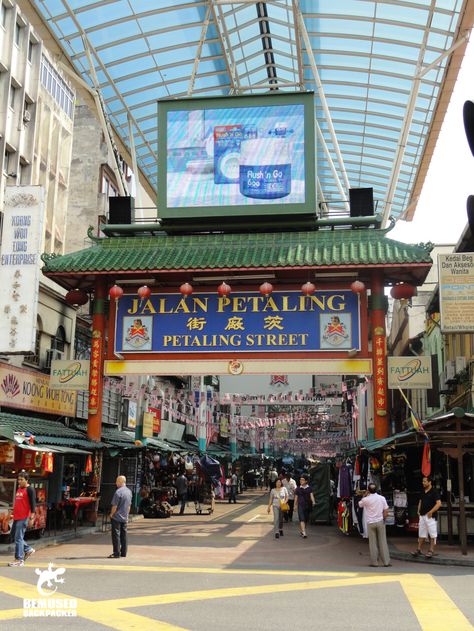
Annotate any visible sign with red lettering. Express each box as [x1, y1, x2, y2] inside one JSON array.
[[89, 330, 102, 415], [373, 334, 387, 415]]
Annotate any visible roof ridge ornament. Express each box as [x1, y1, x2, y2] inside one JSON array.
[[379, 216, 396, 234], [416, 241, 434, 253], [40, 252, 59, 263], [87, 225, 101, 243]]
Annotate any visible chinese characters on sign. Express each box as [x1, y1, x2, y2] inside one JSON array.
[[88, 330, 102, 415], [373, 333, 387, 416], [115, 291, 361, 354]]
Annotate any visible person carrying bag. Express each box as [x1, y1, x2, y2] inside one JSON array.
[[267, 479, 289, 539]]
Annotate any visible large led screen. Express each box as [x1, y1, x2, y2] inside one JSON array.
[[157, 92, 316, 220]]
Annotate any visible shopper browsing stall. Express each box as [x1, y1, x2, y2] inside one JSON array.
[[358, 483, 391, 567]]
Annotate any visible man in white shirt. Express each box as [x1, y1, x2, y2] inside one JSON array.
[[358, 483, 391, 567], [282, 472, 297, 522]]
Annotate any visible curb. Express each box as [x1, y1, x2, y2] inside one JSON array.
[[389, 546, 474, 568]]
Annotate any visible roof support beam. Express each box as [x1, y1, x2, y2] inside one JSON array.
[[316, 122, 348, 213], [209, 0, 241, 94], [294, 1, 351, 198], [383, 2, 470, 225], [187, 4, 212, 96]]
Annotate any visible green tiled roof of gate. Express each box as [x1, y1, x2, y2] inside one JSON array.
[[42, 230, 432, 274]]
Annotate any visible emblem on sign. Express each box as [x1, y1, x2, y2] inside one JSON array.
[[123, 316, 152, 350], [321, 314, 351, 348], [228, 360, 243, 375]]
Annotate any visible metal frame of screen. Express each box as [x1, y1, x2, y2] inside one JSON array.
[[157, 91, 316, 221]]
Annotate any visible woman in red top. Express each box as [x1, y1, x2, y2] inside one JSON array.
[[9, 472, 36, 567]]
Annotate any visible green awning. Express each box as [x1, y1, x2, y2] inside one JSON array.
[[42, 229, 432, 280], [0, 412, 104, 450]]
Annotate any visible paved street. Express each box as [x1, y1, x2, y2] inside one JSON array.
[[0, 490, 473, 631]]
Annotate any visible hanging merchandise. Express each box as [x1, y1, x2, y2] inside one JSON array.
[[85, 454, 93, 474], [421, 439, 431, 477], [42, 452, 54, 473]]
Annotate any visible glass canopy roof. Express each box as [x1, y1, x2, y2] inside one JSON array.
[[36, 0, 471, 222]]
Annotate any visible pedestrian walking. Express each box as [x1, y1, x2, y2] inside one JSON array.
[[411, 476, 442, 559], [282, 472, 297, 522], [8, 472, 36, 567], [175, 471, 188, 515], [294, 474, 315, 538], [358, 483, 391, 567], [267, 478, 289, 539], [109, 475, 132, 559], [228, 471, 238, 503], [269, 467, 278, 489]]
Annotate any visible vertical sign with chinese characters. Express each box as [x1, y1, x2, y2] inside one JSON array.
[[373, 333, 387, 416], [88, 330, 102, 414], [0, 187, 44, 353]]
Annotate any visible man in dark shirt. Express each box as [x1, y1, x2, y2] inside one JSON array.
[[175, 472, 188, 515], [411, 476, 441, 559]]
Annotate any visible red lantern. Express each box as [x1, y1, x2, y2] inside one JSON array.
[[217, 282, 231, 296], [65, 289, 88, 306], [137, 285, 151, 300], [301, 281, 316, 295], [390, 284, 416, 300], [180, 282, 193, 297], [259, 282, 273, 296], [109, 284, 124, 302], [350, 280, 366, 294]]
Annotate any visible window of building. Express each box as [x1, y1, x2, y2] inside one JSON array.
[[101, 172, 119, 197], [27, 39, 34, 62], [1, 3, 7, 29], [4, 149, 15, 177], [51, 325, 66, 353], [40, 55, 75, 119], [9, 84, 16, 109], [24, 317, 42, 366], [14, 21, 21, 46]]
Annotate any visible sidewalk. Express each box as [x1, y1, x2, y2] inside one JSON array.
[[388, 535, 474, 567], [0, 513, 143, 557]]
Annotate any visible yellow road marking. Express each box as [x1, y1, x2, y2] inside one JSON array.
[[0, 608, 24, 621], [28, 562, 361, 577], [0, 576, 187, 631], [0, 568, 472, 631], [401, 574, 474, 631], [104, 575, 398, 609]]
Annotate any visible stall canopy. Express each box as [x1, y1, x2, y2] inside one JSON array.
[[0, 412, 104, 451]]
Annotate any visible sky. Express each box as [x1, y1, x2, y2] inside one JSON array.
[[390, 35, 474, 246]]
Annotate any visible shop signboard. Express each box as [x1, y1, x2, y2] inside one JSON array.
[[126, 400, 137, 429], [115, 290, 361, 354], [148, 407, 161, 434], [0, 364, 76, 415], [50, 360, 90, 391], [142, 412, 154, 438], [387, 357, 432, 389], [438, 253, 474, 332], [0, 186, 44, 353]]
